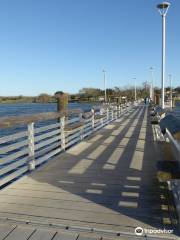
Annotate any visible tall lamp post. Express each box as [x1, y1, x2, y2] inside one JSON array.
[[150, 67, 154, 101], [103, 70, 107, 102], [157, 2, 171, 109], [133, 78, 137, 102], [168, 74, 173, 108]]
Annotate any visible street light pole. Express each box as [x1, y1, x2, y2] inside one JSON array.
[[168, 74, 173, 108], [103, 70, 107, 102], [157, 2, 170, 109], [150, 67, 154, 101], [133, 78, 136, 102]]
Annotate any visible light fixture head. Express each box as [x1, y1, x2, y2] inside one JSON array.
[[157, 2, 170, 9], [157, 2, 171, 15]]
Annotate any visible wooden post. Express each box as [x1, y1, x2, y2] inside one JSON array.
[[155, 94, 160, 105], [57, 93, 68, 112], [27, 122, 35, 171], [60, 116, 65, 150]]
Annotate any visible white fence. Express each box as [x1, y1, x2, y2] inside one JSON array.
[[0, 103, 131, 188]]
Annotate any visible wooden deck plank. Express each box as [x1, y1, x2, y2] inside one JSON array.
[[0, 224, 16, 240], [28, 228, 56, 240], [53, 232, 78, 240], [77, 235, 98, 240], [4, 226, 35, 240], [0, 194, 163, 214], [0, 203, 161, 227]]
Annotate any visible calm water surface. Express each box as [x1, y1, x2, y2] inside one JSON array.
[[0, 102, 94, 118]]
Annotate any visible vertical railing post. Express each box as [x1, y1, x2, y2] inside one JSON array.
[[60, 116, 65, 150], [79, 112, 83, 122], [117, 105, 119, 118], [106, 108, 109, 124], [99, 107, 103, 128], [80, 125, 84, 140], [118, 105, 121, 117], [27, 122, 35, 171], [79, 112, 84, 140], [110, 108, 112, 121], [115, 105, 118, 119], [91, 109, 95, 130]]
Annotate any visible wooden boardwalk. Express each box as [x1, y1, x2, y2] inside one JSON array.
[[0, 106, 178, 239]]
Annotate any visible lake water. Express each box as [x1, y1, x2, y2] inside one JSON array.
[[0, 102, 94, 118], [170, 101, 180, 119]]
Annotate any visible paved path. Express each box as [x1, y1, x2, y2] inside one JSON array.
[[0, 106, 178, 239]]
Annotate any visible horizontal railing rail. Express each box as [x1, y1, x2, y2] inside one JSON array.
[[0, 103, 133, 188], [165, 129, 180, 164]]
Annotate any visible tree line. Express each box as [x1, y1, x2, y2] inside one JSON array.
[[0, 85, 179, 104]]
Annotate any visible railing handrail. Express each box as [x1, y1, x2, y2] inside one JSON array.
[[0, 108, 84, 129], [0, 104, 128, 129]]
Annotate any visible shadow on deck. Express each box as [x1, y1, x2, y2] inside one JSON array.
[[0, 106, 178, 238]]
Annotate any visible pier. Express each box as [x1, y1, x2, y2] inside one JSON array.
[[0, 104, 179, 239]]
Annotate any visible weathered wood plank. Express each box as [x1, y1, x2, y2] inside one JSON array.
[[66, 132, 81, 142], [28, 228, 56, 240], [0, 112, 63, 129], [35, 135, 60, 150], [35, 148, 62, 166], [0, 109, 83, 129], [35, 129, 60, 142], [78, 235, 98, 240], [0, 148, 28, 165], [4, 226, 35, 240], [65, 137, 81, 148], [35, 123, 60, 134], [0, 157, 27, 176], [0, 166, 28, 187], [65, 123, 84, 132], [67, 117, 80, 125], [53, 232, 78, 240], [0, 224, 16, 240], [0, 202, 161, 227], [35, 142, 60, 158], [0, 140, 28, 154], [0, 131, 27, 144]]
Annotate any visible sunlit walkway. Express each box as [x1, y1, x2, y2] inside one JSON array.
[[0, 105, 178, 239]]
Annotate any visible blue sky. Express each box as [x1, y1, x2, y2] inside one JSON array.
[[0, 0, 179, 96]]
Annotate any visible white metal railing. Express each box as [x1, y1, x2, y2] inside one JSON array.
[[0, 103, 132, 188]]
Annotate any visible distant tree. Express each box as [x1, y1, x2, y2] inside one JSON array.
[[54, 91, 64, 96], [78, 88, 103, 101], [36, 93, 51, 103], [174, 87, 180, 93]]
